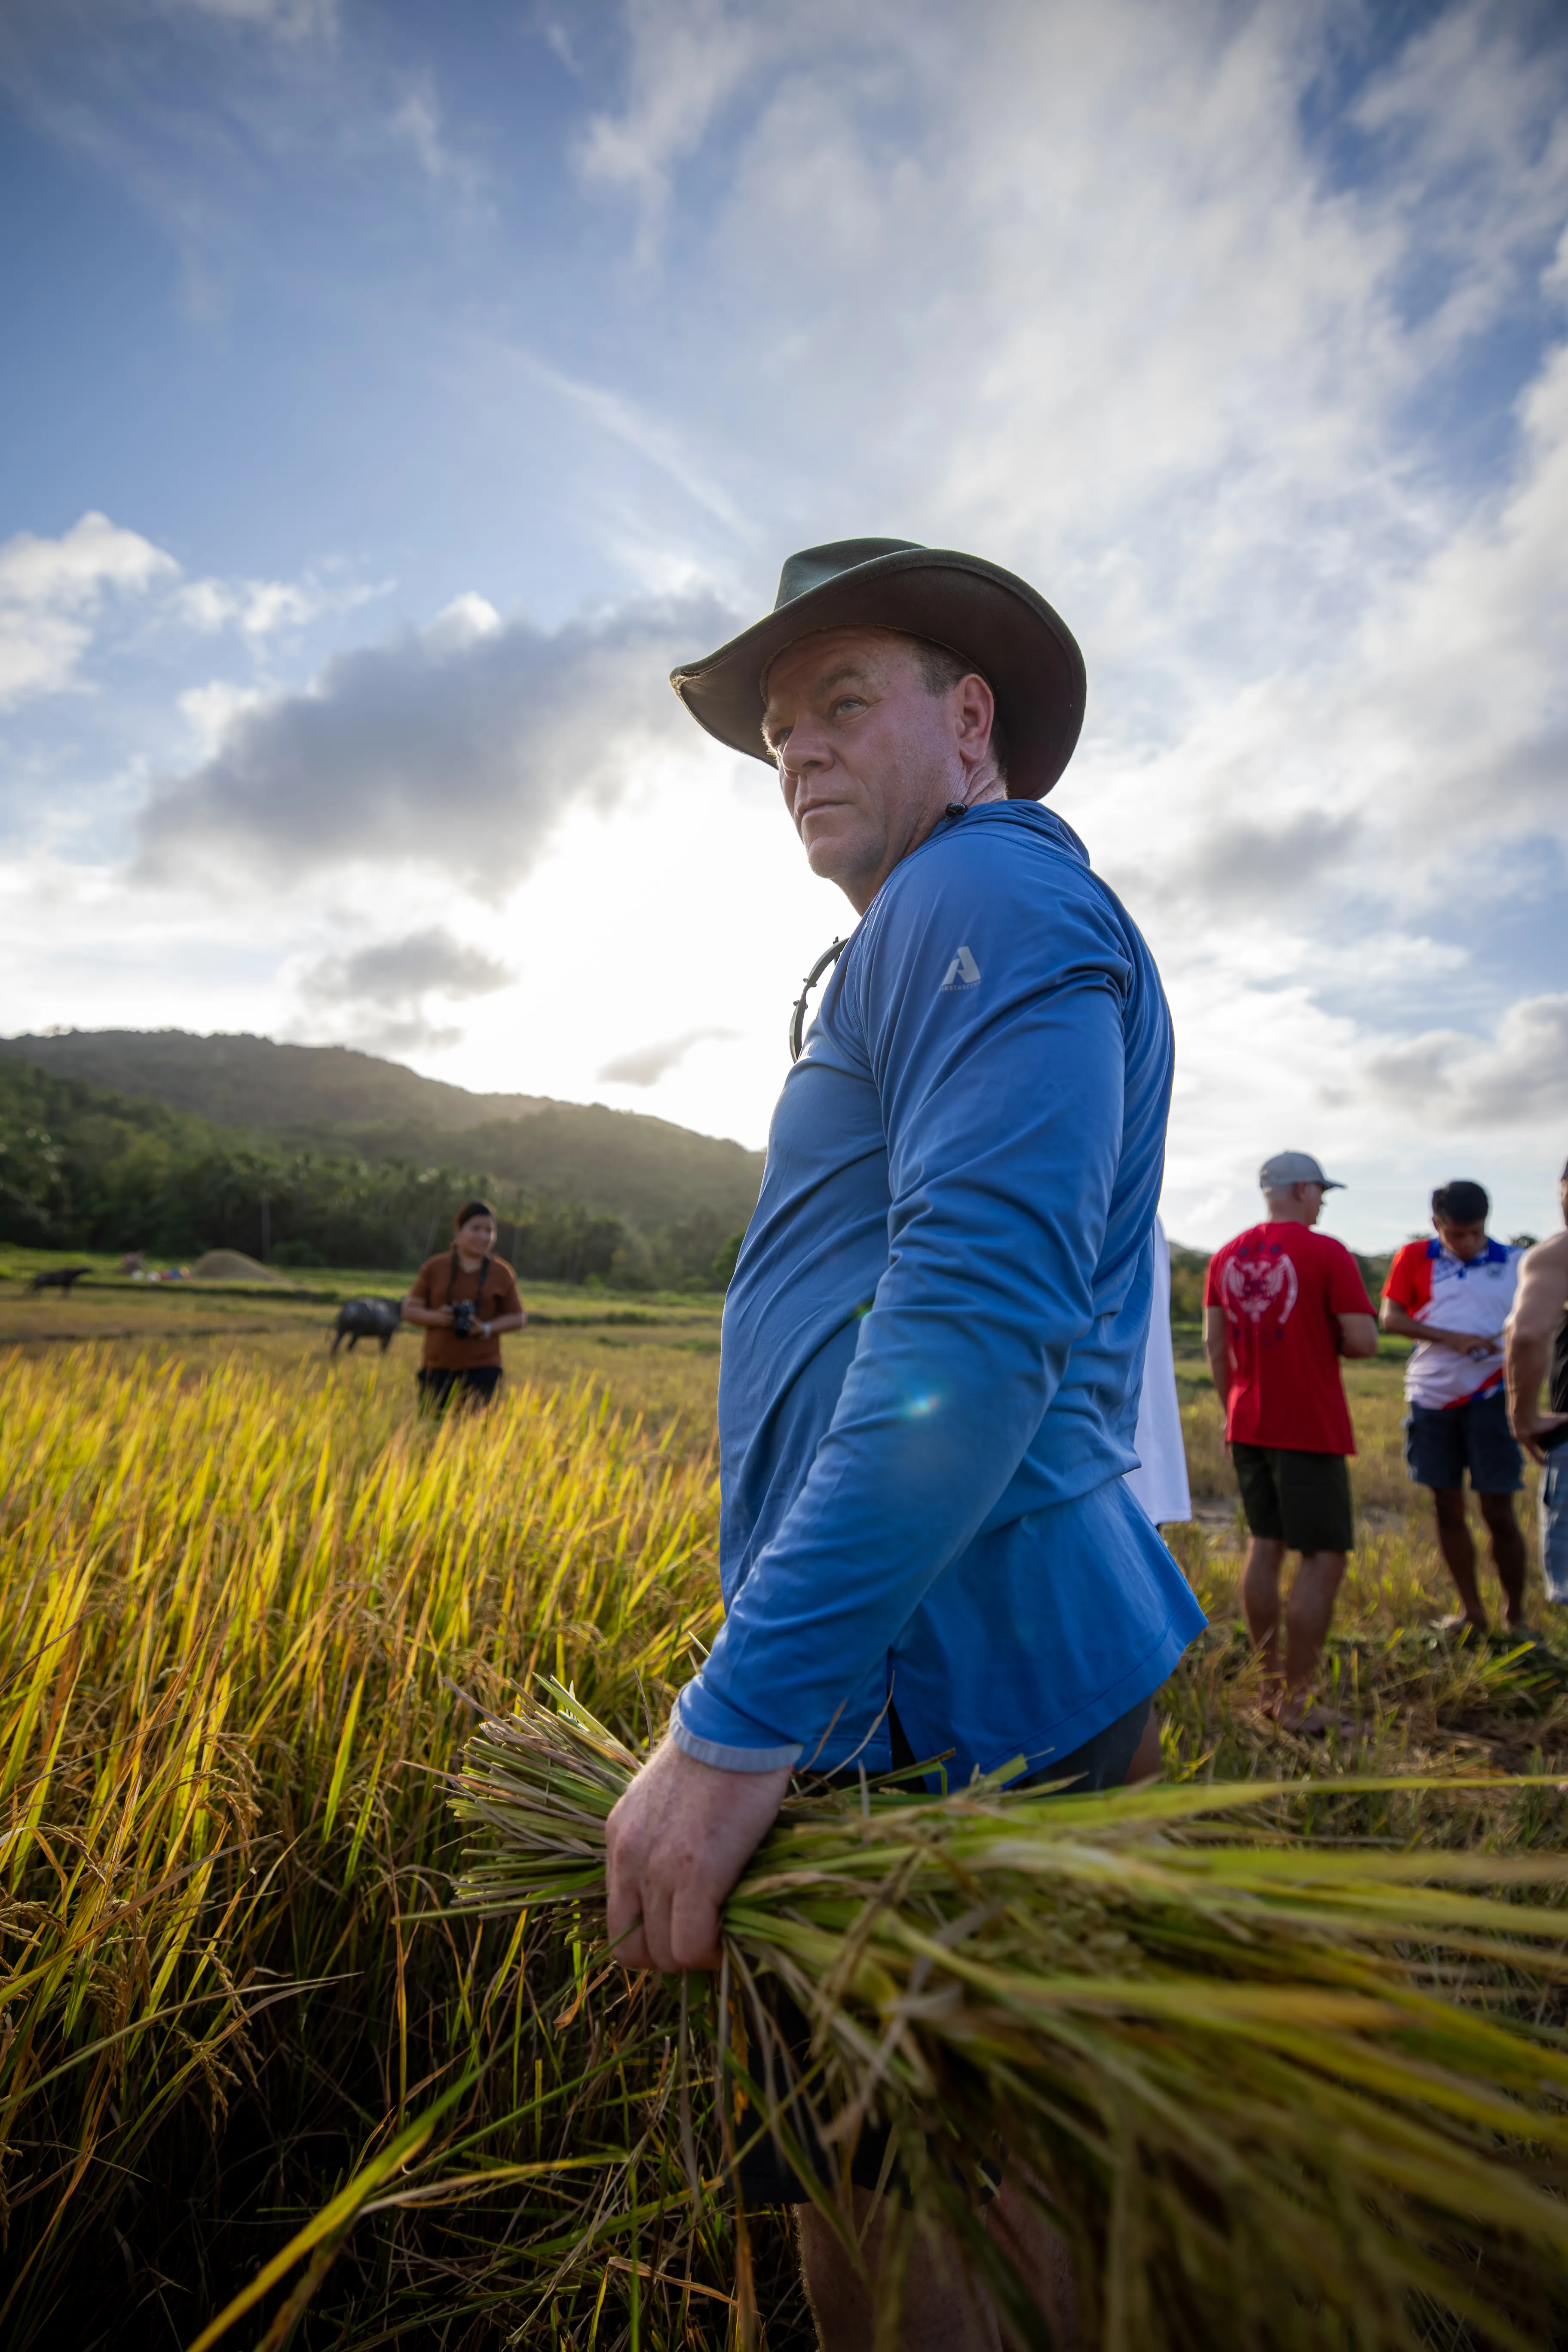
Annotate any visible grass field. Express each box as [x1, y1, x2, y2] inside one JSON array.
[[0, 1256, 725, 1432], [1, 1299, 1564, 2348]]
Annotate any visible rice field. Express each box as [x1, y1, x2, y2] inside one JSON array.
[[1, 1323, 1565, 2348]]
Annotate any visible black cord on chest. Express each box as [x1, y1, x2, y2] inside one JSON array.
[[789, 937, 847, 1065]]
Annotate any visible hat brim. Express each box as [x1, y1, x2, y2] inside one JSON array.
[[669, 547, 1086, 800]]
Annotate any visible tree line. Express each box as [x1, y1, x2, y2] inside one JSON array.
[[0, 1057, 744, 1290]]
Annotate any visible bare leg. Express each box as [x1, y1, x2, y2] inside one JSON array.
[[798, 2179, 1081, 2352], [1477, 1492, 1528, 1628], [1241, 1537, 1288, 1691], [798, 2194, 999, 2352], [1432, 1487, 1485, 1630], [986, 2172, 1080, 2352], [1124, 1709, 1162, 1784], [1271, 1551, 1350, 1731]]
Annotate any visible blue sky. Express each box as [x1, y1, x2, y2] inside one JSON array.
[[2, 0, 1566, 1249]]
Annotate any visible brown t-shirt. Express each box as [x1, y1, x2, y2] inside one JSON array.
[[409, 1251, 523, 1371]]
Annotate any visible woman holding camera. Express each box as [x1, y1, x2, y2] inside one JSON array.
[[401, 1199, 527, 1412]]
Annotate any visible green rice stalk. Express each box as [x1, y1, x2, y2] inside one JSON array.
[[454, 1685, 1568, 2352]]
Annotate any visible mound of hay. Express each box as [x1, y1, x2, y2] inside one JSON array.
[[190, 1250, 286, 1283]]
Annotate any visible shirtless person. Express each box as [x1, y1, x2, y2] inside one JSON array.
[[1504, 1160, 1568, 1608]]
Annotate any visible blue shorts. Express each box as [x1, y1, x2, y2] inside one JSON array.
[[1404, 1390, 1522, 1494]]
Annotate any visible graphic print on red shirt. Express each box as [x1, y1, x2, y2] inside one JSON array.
[[1204, 1223, 1375, 1454]]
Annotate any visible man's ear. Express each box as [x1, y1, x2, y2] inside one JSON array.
[[953, 673, 997, 763]]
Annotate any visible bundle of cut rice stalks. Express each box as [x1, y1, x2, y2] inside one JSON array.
[[453, 1687, 1568, 2351]]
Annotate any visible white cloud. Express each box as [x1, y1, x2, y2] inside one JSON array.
[[1350, 2, 1568, 356], [0, 512, 173, 609], [175, 577, 317, 635], [0, 512, 177, 708], [134, 588, 737, 893], [157, 0, 338, 36], [300, 925, 514, 1009], [178, 679, 269, 753], [577, 0, 768, 259], [294, 922, 514, 1054], [598, 1026, 739, 1087], [390, 81, 449, 179], [582, 0, 1568, 742], [509, 350, 751, 539], [1071, 297, 1568, 1009], [425, 592, 501, 649], [388, 75, 486, 208], [1359, 994, 1568, 1129], [174, 568, 386, 639], [0, 510, 386, 727]]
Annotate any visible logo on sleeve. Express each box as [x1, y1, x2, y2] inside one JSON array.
[[940, 945, 981, 991]]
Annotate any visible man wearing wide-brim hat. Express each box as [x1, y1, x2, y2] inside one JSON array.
[[606, 539, 1206, 2343]]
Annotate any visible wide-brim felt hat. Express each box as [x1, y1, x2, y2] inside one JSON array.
[[670, 537, 1086, 799]]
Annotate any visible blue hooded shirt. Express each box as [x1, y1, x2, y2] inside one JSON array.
[[671, 799, 1205, 1783]]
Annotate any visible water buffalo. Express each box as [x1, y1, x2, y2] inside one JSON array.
[[331, 1297, 404, 1354], [29, 1265, 92, 1293]]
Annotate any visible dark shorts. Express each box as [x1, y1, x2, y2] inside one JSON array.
[[733, 1696, 1152, 2207], [1231, 1443, 1354, 1554], [416, 1366, 502, 1412], [1404, 1390, 1522, 1494]]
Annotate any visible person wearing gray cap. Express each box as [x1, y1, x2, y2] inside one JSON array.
[[1203, 1153, 1378, 1732]]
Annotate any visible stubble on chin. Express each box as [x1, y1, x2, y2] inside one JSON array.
[[803, 824, 876, 898]]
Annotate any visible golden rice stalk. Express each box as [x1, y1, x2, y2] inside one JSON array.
[[455, 1687, 1568, 2352], [0, 1351, 723, 2350]]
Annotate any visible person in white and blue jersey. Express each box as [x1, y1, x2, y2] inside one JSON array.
[[1380, 1179, 1529, 1635]]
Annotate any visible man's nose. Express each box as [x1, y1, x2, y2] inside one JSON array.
[[781, 723, 830, 787]]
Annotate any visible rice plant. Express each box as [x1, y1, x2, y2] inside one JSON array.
[[2, 1331, 1566, 2349], [454, 1689, 1568, 2352], [0, 1345, 726, 2349]]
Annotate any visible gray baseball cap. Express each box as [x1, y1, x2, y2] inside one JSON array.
[[1259, 1150, 1345, 1191]]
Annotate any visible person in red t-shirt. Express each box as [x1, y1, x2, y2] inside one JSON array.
[[1204, 1152, 1378, 1732]]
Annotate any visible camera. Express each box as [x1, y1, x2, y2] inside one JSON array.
[[450, 1297, 479, 1339]]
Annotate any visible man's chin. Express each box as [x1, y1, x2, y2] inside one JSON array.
[[802, 828, 867, 888]]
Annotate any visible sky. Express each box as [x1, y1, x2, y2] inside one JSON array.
[[1, 0, 1566, 1251]]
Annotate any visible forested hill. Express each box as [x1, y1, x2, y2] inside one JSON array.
[[0, 1029, 548, 1133], [0, 1031, 765, 1235]]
